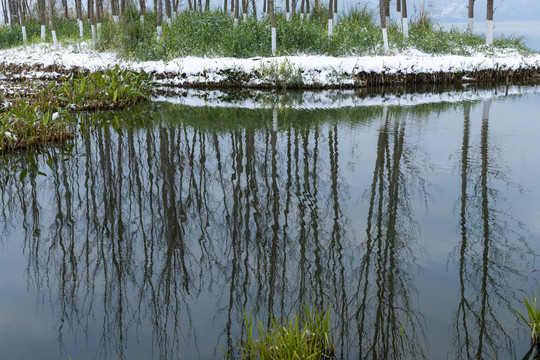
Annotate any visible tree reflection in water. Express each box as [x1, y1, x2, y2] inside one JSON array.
[[450, 100, 532, 360], [0, 100, 535, 360]]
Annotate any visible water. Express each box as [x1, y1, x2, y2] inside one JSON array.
[[1, 85, 540, 360]]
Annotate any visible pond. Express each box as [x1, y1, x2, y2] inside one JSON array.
[[1, 84, 540, 359]]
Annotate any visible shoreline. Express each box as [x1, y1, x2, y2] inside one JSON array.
[[1, 43, 540, 89]]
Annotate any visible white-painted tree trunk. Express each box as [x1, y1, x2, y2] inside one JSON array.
[[113, 15, 119, 22], [468, 17, 474, 32], [307, 13, 310, 20], [328, 19, 333, 36], [385, 16, 390, 27], [97, 23, 101, 39], [271, 26, 276, 55], [396, 11, 402, 29], [91, 25, 96, 45], [41, 24, 46, 41], [173, 11, 177, 18], [234, 18, 238, 26], [300, 13, 304, 20], [52, 30, 59, 49], [486, 20, 494, 45], [286, 12, 290, 21], [22, 26, 27, 42], [382, 28, 389, 51], [140, 15, 144, 24], [334, 12, 337, 26], [243, 13, 247, 20], [167, 17, 171, 26], [402, 18, 408, 38], [157, 25, 163, 41], [78, 20, 84, 38], [273, 109, 278, 132]]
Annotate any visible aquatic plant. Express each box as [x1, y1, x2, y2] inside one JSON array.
[[0, 101, 73, 152], [58, 66, 153, 110], [227, 306, 335, 360], [517, 289, 540, 348]]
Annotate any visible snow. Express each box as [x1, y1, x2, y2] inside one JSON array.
[[0, 42, 539, 88]]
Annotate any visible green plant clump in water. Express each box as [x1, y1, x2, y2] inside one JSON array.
[[0, 101, 73, 153], [228, 306, 335, 360], [57, 66, 153, 110], [517, 289, 540, 349]]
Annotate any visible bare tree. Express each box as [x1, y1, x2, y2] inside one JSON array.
[[89, 0, 96, 45], [96, 0, 101, 38], [486, 0, 494, 45], [333, 0, 337, 25], [234, 0, 238, 25], [140, 0, 146, 23], [269, 0, 275, 55], [327, 0, 333, 35], [165, 0, 171, 25], [19, 0, 26, 42], [402, 0, 408, 37], [396, 0, 401, 29], [75, 0, 83, 38], [38, 0, 46, 40], [380, 0, 389, 51], [285, 0, 290, 20], [157, 0, 163, 40], [468, 0, 475, 31], [49, 0, 58, 48], [384, 0, 390, 26]]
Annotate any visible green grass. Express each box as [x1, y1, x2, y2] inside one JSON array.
[[1, 7, 534, 59], [227, 306, 335, 360]]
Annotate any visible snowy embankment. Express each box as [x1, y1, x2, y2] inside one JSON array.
[[1, 42, 540, 88]]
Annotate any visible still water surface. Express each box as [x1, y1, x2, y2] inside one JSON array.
[[1, 86, 540, 359]]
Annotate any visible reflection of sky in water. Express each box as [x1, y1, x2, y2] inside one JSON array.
[[1, 90, 540, 360]]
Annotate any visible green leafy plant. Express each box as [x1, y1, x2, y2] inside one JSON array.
[[227, 306, 335, 360], [517, 289, 540, 348], [1, 101, 73, 152]]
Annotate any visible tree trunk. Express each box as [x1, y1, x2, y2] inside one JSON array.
[[333, 0, 337, 24], [380, 0, 389, 51], [205, 0, 209, 11], [401, 0, 408, 37], [234, 0, 238, 25], [62, 0, 68, 18], [468, 0, 475, 31], [88, 0, 95, 44], [396, 0, 401, 29], [285, 0, 289, 20], [327, 0, 332, 35], [269, 0, 275, 55], [486, 0, 493, 45], [1, 0, 8, 25], [300, 0, 304, 19], [49, 0, 58, 48], [165, 0, 171, 25], [242, 0, 247, 19], [96, 0, 101, 38], [19, 0, 26, 42], [251, 0, 256, 20], [384, 0, 390, 26], [157, 0, 163, 40], [121, 0, 125, 16], [262, 0, 265, 14], [38, 0, 46, 40], [139, 0, 145, 22]]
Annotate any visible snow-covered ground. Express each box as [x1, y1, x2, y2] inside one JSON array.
[[1, 42, 539, 88]]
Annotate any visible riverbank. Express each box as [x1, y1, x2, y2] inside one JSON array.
[[1, 42, 540, 89]]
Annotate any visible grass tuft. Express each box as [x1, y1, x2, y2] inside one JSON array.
[[517, 289, 540, 348], [227, 306, 335, 360]]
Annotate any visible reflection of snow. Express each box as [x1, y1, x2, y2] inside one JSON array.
[[153, 85, 540, 109]]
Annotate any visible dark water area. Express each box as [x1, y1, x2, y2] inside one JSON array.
[[1, 86, 540, 360]]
